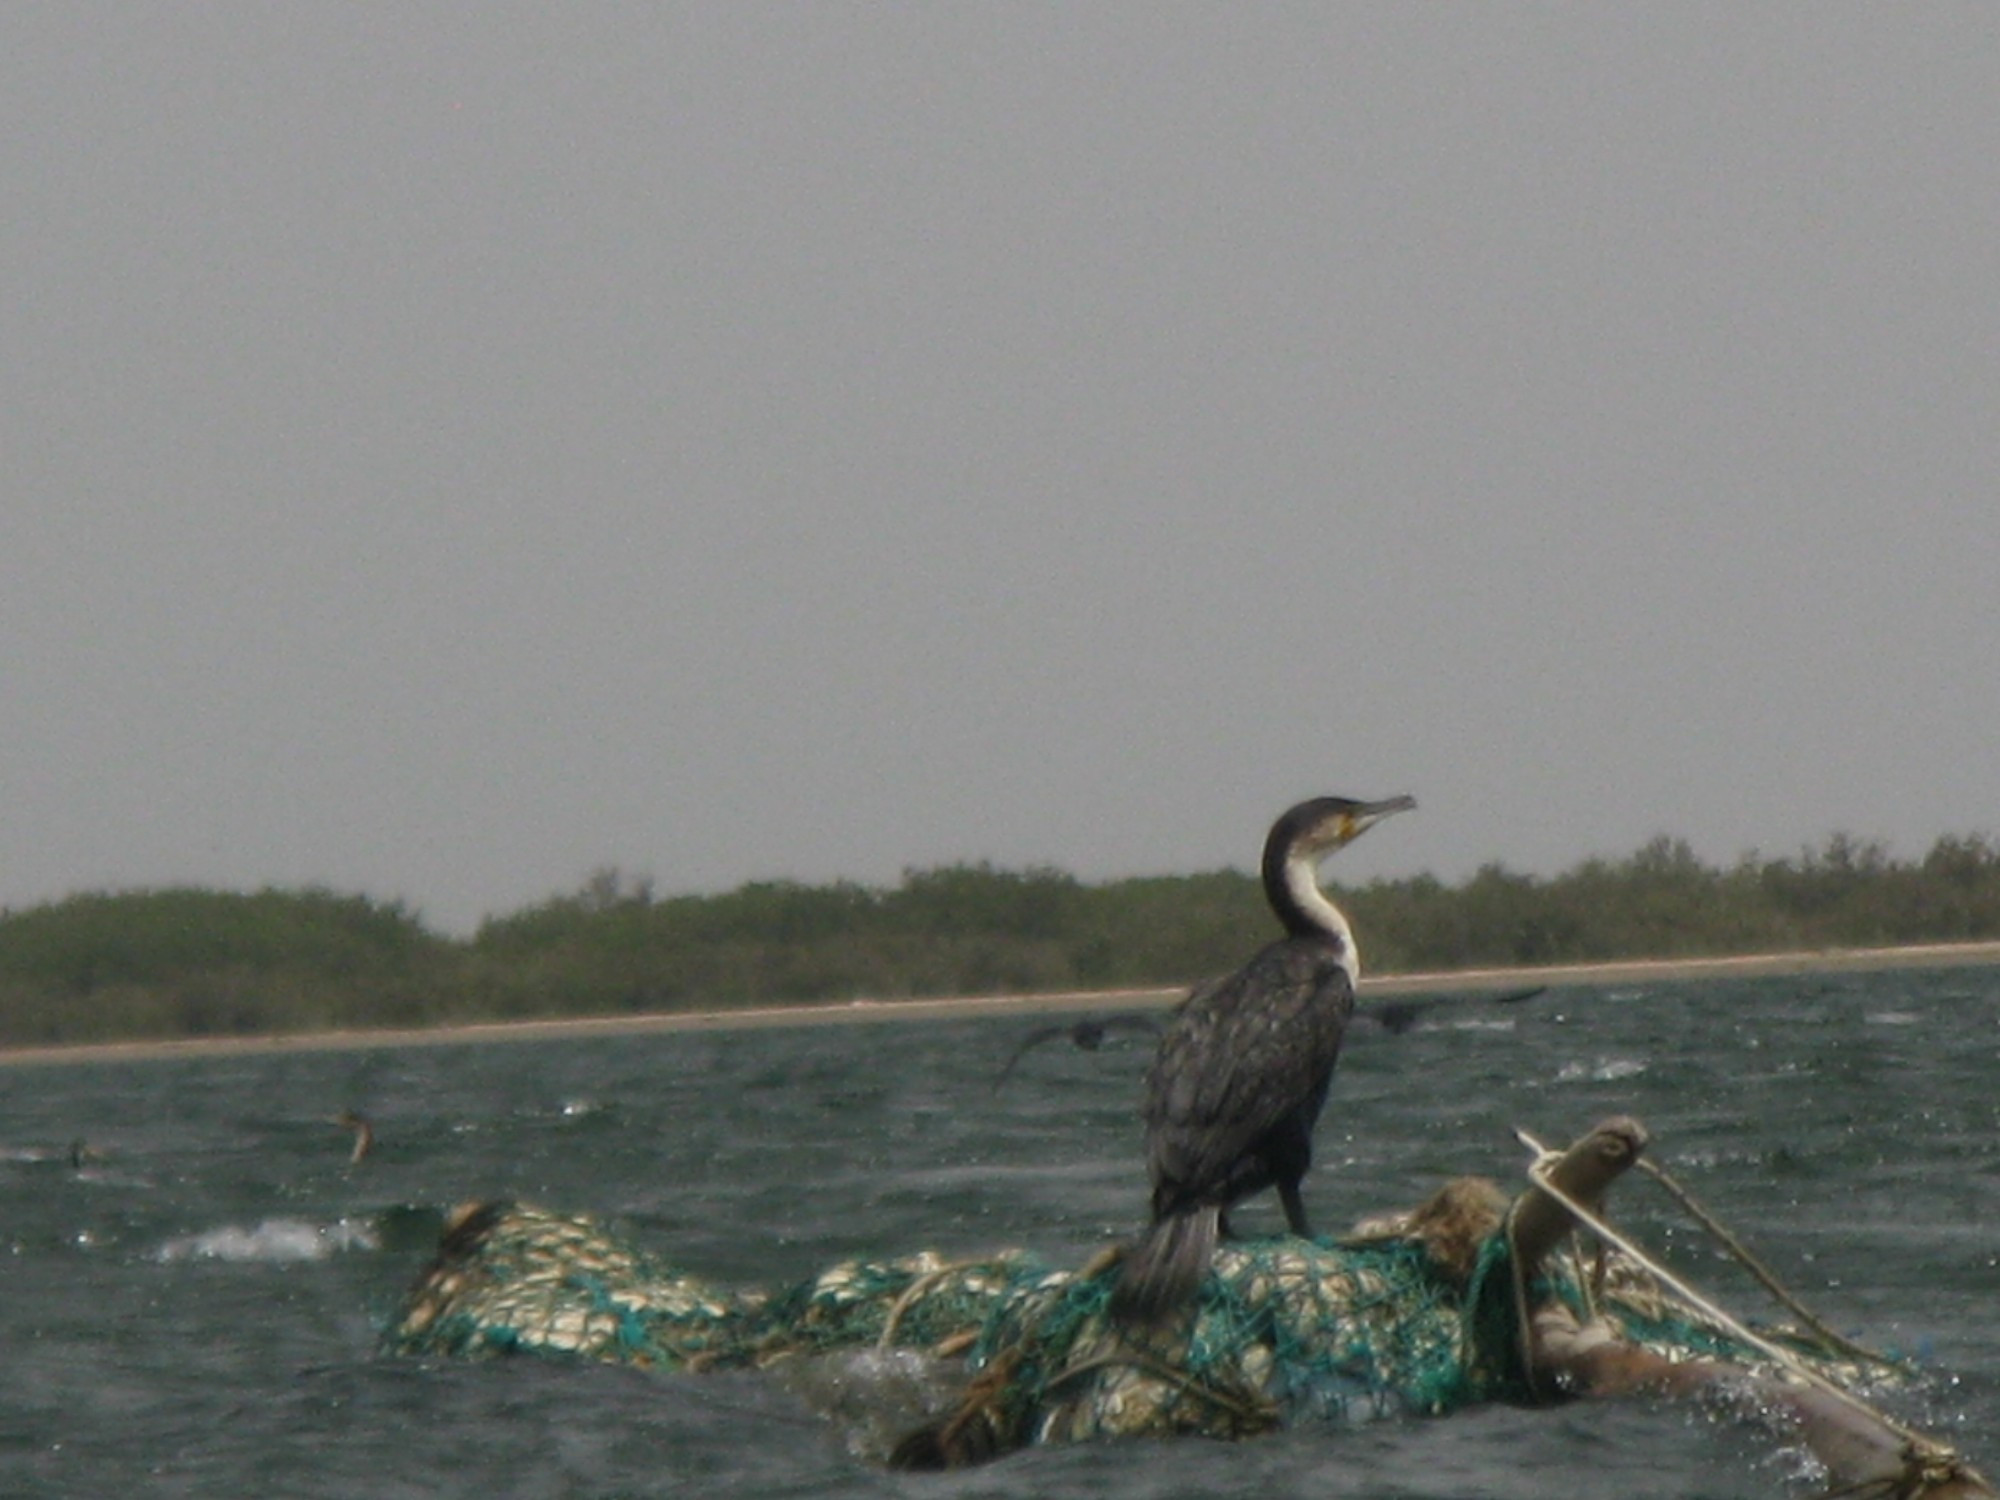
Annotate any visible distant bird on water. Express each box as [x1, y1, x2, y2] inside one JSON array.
[[1111, 793, 1416, 1325], [991, 1015, 1162, 1090]]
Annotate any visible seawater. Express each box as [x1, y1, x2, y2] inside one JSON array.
[[2, 967, 1996, 1498]]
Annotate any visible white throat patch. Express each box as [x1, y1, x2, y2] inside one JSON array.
[[1284, 854, 1359, 981]]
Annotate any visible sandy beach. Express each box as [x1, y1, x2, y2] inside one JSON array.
[[4, 938, 1998, 1070]]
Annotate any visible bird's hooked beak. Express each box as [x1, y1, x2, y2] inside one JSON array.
[[1335, 794, 1417, 847]]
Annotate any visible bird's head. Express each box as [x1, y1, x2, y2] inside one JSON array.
[[1270, 794, 1418, 866], [1260, 793, 1417, 945]]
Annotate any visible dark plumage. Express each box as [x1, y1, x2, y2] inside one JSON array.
[[1111, 793, 1415, 1324]]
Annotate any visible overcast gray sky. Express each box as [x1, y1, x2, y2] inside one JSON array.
[[3, 6, 1995, 933]]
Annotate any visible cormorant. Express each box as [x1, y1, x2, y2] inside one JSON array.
[[992, 1014, 1163, 1090], [1111, 793, 1416, 1324]]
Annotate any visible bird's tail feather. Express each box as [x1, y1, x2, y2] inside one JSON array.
[[1109, 1205, 1219, 1326]]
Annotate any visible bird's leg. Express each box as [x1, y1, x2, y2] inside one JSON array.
[[1277, 1179, 1312, 1238]]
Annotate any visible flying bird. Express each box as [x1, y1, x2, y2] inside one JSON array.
[[1363, 985, 1547, 1036], [991, 1014, 1163, 1090], [1111, 793, 1416, 1324]]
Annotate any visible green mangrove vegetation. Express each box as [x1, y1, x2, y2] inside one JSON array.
[[4, 832, 1999, 1048]]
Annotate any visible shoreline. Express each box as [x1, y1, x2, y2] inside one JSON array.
[[4, 938, 1998, 1070]]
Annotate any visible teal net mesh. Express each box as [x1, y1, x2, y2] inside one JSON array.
[[385, 1197, 1873, 1456], [387, 1202, 765, 1367], [388, 1202, 1046, 1373]]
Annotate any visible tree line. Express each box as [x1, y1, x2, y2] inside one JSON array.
[[3, 831, 1998, 1048]]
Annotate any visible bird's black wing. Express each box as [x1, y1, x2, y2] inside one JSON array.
[[993, 1013, 1162, 1088], [1142, 940, 1353, 1202], [992, 1024, 1075, 1090], [1361, 984, 1548, 1035]]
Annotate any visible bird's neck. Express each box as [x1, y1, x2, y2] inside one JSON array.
[[1272, 854, 1361, 982]]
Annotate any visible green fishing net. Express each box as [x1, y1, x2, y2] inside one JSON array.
[[387, 1194, 1856, 1456]]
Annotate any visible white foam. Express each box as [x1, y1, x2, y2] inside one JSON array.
[[154, 1216, 379, 1264], [1555, 1057, 1649, 1083]]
